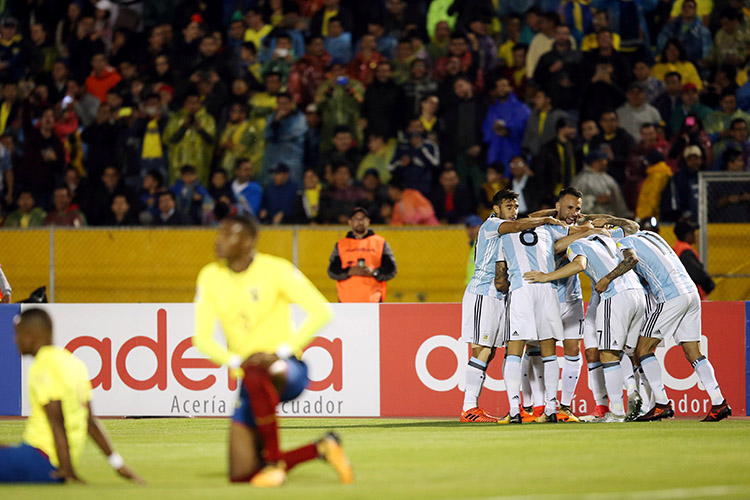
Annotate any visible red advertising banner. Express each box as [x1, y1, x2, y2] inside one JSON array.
[[379, 302, 747, 418]]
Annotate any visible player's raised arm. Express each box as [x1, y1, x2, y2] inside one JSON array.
[[527, 208, 558, 218], [523, 255, 588, 284], [44, 400, 82, 483], [583, 214, 640, 235], [594, 248, 639, 293], [498, 216, 565, 235], [281, 264, 334, 355], [553, 228, 609, 254], [86, 403, 145, 485]]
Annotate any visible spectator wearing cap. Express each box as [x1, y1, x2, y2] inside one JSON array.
[[590, 110, 635, 186], [288, 35, 331, 107], [262, 92, 307, 185], [571, 149, 630, 217], [482, 76, 530, 178], [464, 214, 483, 285], [431, 168, 475, 224], [651, 38, 702, 91], [327, 206, 397, 303], [259, 163, 298, 224], [616, 82, 662, 142], [319, 161, 367, 224], [315, 60, 364, 152], [713, 118, 750, 170], [532, 24, 584, 114], [291, 168, 323, 224], [85, 52, 121, 103], [705, 90, 750, 150], [522, 86, 570, 157], [362, 62, 406, 141], [673, 145, 703, 217], [657, 0, 712, 62], [672, 220, 714, 299], [668, 113, 713, 169], [635, 150, 673, 220], [387, 177, 439, 225], [536, 116, 579, 199], [358, 132, 397, 183], [163, 88, 216, 184], [389, 119, 439, 198], [709, 8, 750, 68], [0, 17, 24, 82], [668, 83, 711, 135]]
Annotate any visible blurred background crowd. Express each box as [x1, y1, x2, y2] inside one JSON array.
[[0, 0, 748, 229]]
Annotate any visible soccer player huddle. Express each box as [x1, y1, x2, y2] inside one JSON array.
[[461, 188, 731, 424]]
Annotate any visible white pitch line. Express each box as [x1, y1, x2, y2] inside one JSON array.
[[450, 485, 749, 500]]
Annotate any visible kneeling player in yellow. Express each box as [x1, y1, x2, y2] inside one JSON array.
[[192, 215, 353, 487], [0, 308, 144, 485]]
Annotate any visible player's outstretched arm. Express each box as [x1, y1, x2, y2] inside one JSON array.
[[527, 208, 557, 218], [594, 248, 638, 293], [553, 228, 609, 254], [44, 400, 83, 483], [86, 403, 145, 485], [498, 216, 565, 235], [583, 214, 640, 235], [523, 255, 587, 283]]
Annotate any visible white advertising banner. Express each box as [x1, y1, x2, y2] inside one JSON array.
[[20, 303, 380, 417]]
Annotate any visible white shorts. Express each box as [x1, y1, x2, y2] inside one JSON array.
[[583, 293, 599, 350], [560, 299, 584, 341], [461, 290, 505, 347], [640, 292, 701, 343], [504, 284, 563, 343], [596, 289, 646, 351]]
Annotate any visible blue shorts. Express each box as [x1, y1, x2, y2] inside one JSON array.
[[232, 357, 308, 428], [0, 443, 62, 483]]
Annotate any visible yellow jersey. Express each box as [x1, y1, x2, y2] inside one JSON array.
[[23, 346, 92, 468], [193, 253, 333, 368]]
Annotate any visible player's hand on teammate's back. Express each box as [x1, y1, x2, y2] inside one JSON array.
[[594, 277, 610, 294], [523, 271, 549, 283], [543, 217, 566, 227], [117, 465, 146, 485]]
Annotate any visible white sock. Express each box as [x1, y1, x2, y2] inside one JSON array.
[[588, 362, 607, 406], [640, 353, 668, 405], [463, 357, 487, 412], [620, 353, 637, 396], [529, 351, 545, 407], [692, 356, 724, 405], [542, 355, 559, 415], [603, 362, 625, 416], [521, 353, 533, 408], [561, 355, 580, 407], [637, 366, 653, 412], [503, 355, 522, 416]]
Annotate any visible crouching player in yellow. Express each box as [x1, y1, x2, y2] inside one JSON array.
[[0, 308, 144, 485], [192, 215, 353, 487]]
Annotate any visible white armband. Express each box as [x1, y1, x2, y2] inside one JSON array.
[[228, 354, 243, 370]]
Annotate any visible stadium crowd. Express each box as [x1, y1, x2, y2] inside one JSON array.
[[0, 0, 748, 228]]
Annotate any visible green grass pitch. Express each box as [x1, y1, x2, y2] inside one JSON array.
[[2, 418, 750, 499]]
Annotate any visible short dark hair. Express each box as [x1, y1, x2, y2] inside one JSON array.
[[492, 189, 519, 206], [18, 308, 53, 334], [558, 186, 583, 201], [333, 125, 352, 136], [730, 117, 747, 129], [542, 11, 559, 24], [157, 189, 175, 201], [224, 214, 259, 238], [664, 71, 682, 81], [241, 41, 257, 53], [180, 165, 196, 175], [723, 148, 743, 166], [145, 169, 163, 186], [234, 158, 251, 170]]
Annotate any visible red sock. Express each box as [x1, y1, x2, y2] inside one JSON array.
[[281, 443, 319, 472], [243, 365, 282, 462]]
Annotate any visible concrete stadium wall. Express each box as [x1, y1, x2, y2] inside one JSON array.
[[0, 225, 747, 304]]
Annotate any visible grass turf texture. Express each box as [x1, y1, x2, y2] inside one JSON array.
[[1, 418, 750, 499]]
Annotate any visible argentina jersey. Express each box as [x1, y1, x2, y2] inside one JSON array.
[[501, 224, 568, 292], [616, 231, 697, 302], [554, 252, 583, 303], [566, 235, 642, 300], [466, 215, 506, 298]]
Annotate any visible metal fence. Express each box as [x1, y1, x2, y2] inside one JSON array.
[[0, 226, 473, 304], [699, 172, 750, 301]]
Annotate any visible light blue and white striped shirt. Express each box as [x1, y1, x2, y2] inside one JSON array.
[[466, 215, 506, 298], [616, 231, 697, 303], [501, 224, 569, 292], [567, 235, 643, 300]]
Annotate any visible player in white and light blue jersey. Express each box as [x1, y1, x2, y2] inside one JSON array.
[[525, 233, 645, 422], [460, 190, 565, 423], [607, 230, 730, 422]]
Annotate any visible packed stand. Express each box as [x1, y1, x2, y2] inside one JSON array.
[[0, 0, 748, 229]]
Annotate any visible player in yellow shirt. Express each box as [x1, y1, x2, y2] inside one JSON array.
[[193, 215, 353, 487], [0, 308, 143, 484]]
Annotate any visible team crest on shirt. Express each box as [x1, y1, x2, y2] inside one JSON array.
[[482, 334, 489, 342]]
